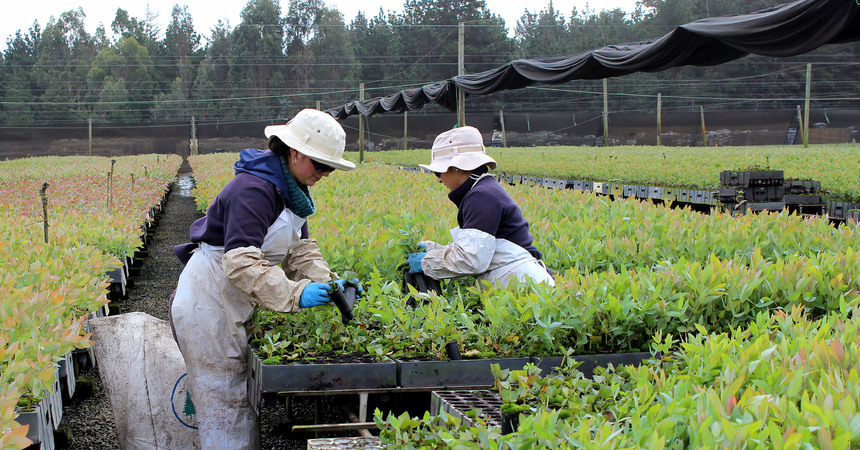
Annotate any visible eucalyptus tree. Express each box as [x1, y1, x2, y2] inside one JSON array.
[[515, 2, 572, 59], [232, 0, 286, 118], [33, 9, 98, 122], [284, 0, 324, 97], [306, 7, 356, 110], [392, 0, 512, 86], [1, 25, 41, 125], [87, 37, 156, 122], [195, 20, 234, 120], [164, 5, 201, 95], [349, 9, 400, 87]]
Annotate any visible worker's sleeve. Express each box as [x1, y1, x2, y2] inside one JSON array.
[[283, 238, 334, 283], [418, 240, 443, 252], [222, 246, 308, 313], [421, 228, 496, 279]]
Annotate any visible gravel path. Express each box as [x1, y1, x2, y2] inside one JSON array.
[[59, 170, 357, 449]]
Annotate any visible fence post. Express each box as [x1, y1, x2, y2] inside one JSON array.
[[499, 110, 507, 147], [603, 79, 609, 147], [803, 63, 812, 148], [359, 83, 365, 162], [403, 111, 408, 150], [700, 105, 707, 146], [656, 93, 662, 146], [88, 117, 93, 156], [457, 22, 466, 127], [190, 116, 198, 156]]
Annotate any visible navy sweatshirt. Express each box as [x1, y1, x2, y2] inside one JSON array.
[[174, 149, 308, 264], [448, 175, 542, 260]]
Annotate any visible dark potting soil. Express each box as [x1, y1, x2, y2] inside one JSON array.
[[262, 350, 387, 365], [58, 171, 362, 449]]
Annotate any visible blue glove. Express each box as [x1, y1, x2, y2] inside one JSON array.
[[333, 278, 364, 298], [299, 282, 332, 308], [406, 252, 426, 274]]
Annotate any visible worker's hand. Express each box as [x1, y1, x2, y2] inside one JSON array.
[[333, 278, 364, 299], [299, 282, 332, 308], [406, 252, 426, 274]]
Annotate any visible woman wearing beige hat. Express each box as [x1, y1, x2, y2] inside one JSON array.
[[407, 126, 554, 288], [170, 109, 355, 448]]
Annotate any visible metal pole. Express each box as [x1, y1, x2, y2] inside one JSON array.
[[803, 63, 812, 149], [499, 110, 507, 147], [316, 100, 321, 110], [656, 93, 662, 146], [700, 105, 707, 146], [603, 79, 609, 147], [359, 83, 365, 162], [457, 22, 466, 127], [403, 111, 408, 150]]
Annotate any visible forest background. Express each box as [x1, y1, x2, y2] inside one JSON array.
[[1, 0, 857, 129]]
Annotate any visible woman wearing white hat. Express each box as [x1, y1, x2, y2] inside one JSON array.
[[407, 126, 554, 288], [170, 109, 355, 448]]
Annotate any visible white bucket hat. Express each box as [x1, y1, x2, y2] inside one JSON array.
[[264, 109, 356, 171], [418, 126, 497, 173]]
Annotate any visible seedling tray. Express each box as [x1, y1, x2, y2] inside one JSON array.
[[17, 400, 54, 450], [396, 357, 531, 389], [531, 352, 653, 378], [247, 351, 397, 395]]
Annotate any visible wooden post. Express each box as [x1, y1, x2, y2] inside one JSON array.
[[803, 63, 812, 148], [88, 117, 93, 156], [656, 93, 662, 146], [797, 105, 804, 144], [602, 79, 609, 147], [700, 105, 707, 146], [403, 111, 408, 150], [359, 83, 365, 162], [457, 22, 466, 127], [316, 100, 321, 110], [499, 110, 507, 147], [190, 116, 198, 156]]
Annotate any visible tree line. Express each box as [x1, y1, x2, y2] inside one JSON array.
[[1, 0, 856, 127]]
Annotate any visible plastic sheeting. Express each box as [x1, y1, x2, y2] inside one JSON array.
[[90, 312, 200, 450], [326, 0, 860, 119]]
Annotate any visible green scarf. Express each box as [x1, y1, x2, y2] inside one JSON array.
[[279, 156, 315, 218]]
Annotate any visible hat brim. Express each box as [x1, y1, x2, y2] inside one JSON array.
[[265, 124, 356, 171], [419, 153, 496, 173]]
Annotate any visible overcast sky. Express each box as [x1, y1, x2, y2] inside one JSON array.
[[1, 0, 640, 44]]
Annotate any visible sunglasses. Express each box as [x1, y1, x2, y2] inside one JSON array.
[[311, 159, 336, 174]]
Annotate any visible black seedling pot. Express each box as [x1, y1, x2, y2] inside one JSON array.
[[445, 342, 462, 360], [330, 281, 359, 324], [402, 267, 442, 296]]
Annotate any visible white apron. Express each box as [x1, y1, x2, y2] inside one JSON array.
[[171, 209, 304, 449]]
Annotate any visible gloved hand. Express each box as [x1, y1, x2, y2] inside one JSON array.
[[406, 252, 426, 274], [333, 278, 364, 299], [299, 282, 332, 308]]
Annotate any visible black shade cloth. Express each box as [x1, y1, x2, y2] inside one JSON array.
[[326, 0, 860, 119]]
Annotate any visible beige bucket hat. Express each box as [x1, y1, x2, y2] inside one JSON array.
[[264, 109, 356, 171], [419, 126, 497, 173]]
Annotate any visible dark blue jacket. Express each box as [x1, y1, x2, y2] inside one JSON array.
[[174, 149, 308, 264]]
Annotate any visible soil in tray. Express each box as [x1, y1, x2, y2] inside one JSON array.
[[259, 350, 385, 365]]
